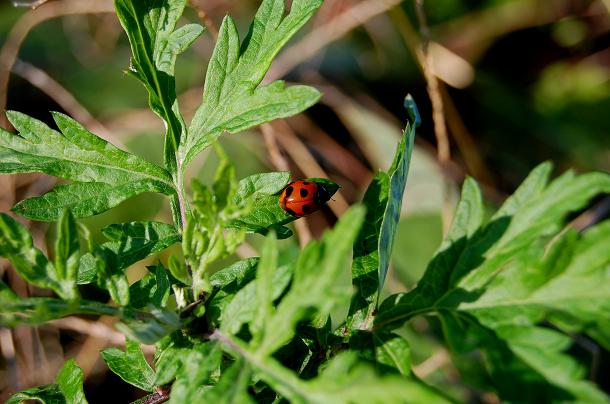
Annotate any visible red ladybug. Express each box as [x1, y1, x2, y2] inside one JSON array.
[[279, 180, 331, 217]]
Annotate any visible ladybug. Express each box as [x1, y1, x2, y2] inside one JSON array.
[[279, 180, 331, 217]]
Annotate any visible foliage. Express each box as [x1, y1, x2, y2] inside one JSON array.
[[1, 0, 610, 402]]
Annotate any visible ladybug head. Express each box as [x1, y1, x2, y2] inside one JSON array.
[[314, 184, 332, 206]]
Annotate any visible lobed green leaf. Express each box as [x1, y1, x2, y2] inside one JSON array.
[[101, 339, 156, 392], [129, 264, 171, 309], [0, 213, 75, 299], [254, 205, 366, 356], [375, 163, 610, 401], [182, 0, 322, 167], [167, 342, 222, 404], [78, 221, 180, 284], [0, 112, 174, 220], [114, 0, 203, 174]]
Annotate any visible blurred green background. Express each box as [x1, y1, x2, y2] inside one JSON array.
[[1, 0, 609, 402]]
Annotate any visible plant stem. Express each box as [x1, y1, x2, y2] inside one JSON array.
[[130, 386, 170, 404], [174, 164, 188, 230]]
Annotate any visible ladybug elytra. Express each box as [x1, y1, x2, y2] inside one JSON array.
[[279, 180, 331, 217]]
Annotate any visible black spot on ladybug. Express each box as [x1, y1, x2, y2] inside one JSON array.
[[285, 186, 293, 197], [302, 181, 311, 185], [300, 188, 309, 197], [286, 208, 297, 216], [302, 204, 312, 213]]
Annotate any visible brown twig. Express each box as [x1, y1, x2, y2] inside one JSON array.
[[0, 0, 115, 129], [413, 0, 455, 234], [131, 386, 171, 404], [415, 0, 449, 165]]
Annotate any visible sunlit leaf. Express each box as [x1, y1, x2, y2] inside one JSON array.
[[0, 112, 174, 220], [181, 0, 322, 167], [101, 339, 156, 392]]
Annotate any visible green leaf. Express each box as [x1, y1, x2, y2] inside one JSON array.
[[255, 205, 366, 356], [374, 177, 485, 329], [78, 221, 180, 284], [346, 173, 389, 331], [167, 342, 222, 404], [378, 95, 419, 291], [114, 0, 203, 173], [54, 209, 80, 300], [440, 313, 606, 402], [215, 334, 448, 404], [0, 213, 74, 299], [7, 385, 64, 404], [233, 172, 291, 203], [210, 257, 260, 289], [182, 0, 322, 167], [207, 258, 260, 327], [7, 359, 87, 404], [202, 358, 253, 403], [373, 332, 412, 376], [91, 245, 131, 306], [221, 262, 292, 335], [56, 359, 87, 404], [0, 283, 178, 344], [0, 111, 174, 220], [375, 164, 610, 401], [101, 339, 156, 392], [251, 232, 278, 342], [129, 264, 171, 309], [347, 96, 418, 332], [115, 306, 181, 344], [168, 254, 190, 285], [302, 352, 446, 404]]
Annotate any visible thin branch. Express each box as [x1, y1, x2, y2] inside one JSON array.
[[415, 0, 449, 165], [413, 0, 455, 234], [47, 317, 155, 353], [130, 387, 171, 404], [412, 347, 450, 379], [11, 58, 122, 147], [268, 0, 404, 80], [0, 0, 115, 129]]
